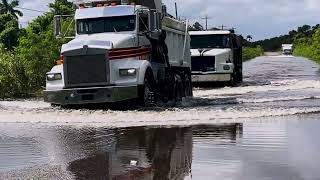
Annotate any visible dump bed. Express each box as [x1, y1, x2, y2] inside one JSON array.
[[163, 16, 191, 68]]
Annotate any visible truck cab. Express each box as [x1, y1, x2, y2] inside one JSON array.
[[44, 0, 192, 106], [282, 44, 293, 56], [189, 30, 242, 85]]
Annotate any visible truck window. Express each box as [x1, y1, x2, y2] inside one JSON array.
[[191, 35, 231, 49], [139, 13, 149, 32], [77, 15, 136, 34]]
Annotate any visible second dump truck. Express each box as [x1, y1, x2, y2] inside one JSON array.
[[44, 0, 192, 106], [190, 30, 243, 85]]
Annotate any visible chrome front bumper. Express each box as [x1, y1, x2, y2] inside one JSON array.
[[192, 73, 231, 82], [43, 86, 139, 105]]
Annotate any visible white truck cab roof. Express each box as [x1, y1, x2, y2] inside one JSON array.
[[189, 30, 232, 35], [75, 5, 139, 19]]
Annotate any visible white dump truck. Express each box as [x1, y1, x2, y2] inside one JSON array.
[[44, 0, 192, 106], [189, 30, 243, 85], [282, 44, 293, 55]]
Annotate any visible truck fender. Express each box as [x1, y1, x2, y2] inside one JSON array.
[[137, 61, 153, 85]]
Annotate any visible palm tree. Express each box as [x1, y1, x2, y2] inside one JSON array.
[[0, 0, 23, 18]]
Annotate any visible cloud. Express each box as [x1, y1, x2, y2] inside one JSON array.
[[163, 0, 320, 40], [18, 0, 320, 40]]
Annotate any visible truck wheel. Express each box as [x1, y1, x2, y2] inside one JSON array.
[[174, 74, 183, 102], [141, 72, 156, 107], [183, 73, 193, 97], [229, 72, 236, 86], [237, 68, 243, 82]]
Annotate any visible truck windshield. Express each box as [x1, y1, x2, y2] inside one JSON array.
[[77, 15, 136, 34], [191, 35, 230, 49]]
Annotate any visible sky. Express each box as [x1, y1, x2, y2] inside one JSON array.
[[18, 0, 320, 40]]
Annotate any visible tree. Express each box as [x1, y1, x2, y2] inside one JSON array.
[[0, 13, 19, 49], [17, 0, 75, 90], [188, 22, 204, 31], [0, 0, 23, 19], [193, 22, 204, 31], [49, 0, 74, 15]]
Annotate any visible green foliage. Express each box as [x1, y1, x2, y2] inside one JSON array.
[[251, 24, 320, 52], [0, 0, 75, 98], [17, 23, 64, 90], [0, 0, 23, 18], [0, 45, 29, 98], [16, 0, 74, 91], [0, 13, 19, 50], [294, 28, 320, 63], [49, 0, 74, 15], [243, 46, 264, 61]]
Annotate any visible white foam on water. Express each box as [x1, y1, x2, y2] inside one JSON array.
[[1, 106, 320, 128], [239, 95, 320, 103], [0, 100, 50, 110], [194, 79, 320, 98]]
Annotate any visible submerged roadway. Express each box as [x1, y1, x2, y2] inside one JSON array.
[[1, 55, 320, 179]]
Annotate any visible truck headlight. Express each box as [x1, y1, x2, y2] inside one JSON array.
[[119, 69, 137, 76], [46, 73, 62, 81]]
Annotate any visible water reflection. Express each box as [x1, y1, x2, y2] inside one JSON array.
[[65, 124, 243, 180], [3, 119, 320, 180], [66, 127, 194, 180]]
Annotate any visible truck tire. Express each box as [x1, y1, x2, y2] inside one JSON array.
[[237, 68, 243, 82], [140, 71, 156, 107], [229, 72, 236, 86], [174, 74, 183, 102], [183, 73, 193, 97]]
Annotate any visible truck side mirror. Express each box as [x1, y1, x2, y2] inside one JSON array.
[[54, 15, 62, 38], [53, 15, 75, 39], [149, 10, 158, 32]]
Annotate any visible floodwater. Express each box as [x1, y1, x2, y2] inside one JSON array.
[[1, 56, 320, 179]]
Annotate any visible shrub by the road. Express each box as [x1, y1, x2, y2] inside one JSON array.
[[243, 46, 264, 61], [294, 28, 320, 63], [0, 46, 29, 98], [0, 0, 74, 98]]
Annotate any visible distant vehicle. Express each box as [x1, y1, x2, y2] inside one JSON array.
[[189, 30, 243, 85], [43, 0, 192, 106], [282, 44, 293, 55]]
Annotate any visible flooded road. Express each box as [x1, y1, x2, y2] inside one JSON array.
[[1, 56, 320, 179]]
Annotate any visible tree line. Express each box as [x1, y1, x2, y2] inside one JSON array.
[[249, 24, 320, 52], [246, 24, 320, 62], [292, 25, 320, 62]]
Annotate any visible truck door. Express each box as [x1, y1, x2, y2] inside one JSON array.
[[232, 35, 242, 66], [138, 11, 150, 47]]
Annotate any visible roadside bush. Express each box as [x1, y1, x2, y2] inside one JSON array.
[[17, 21, 62, 91], [0, 0, 75, 98], [0, 45, 29, 98], [294, 28, 320, 63], [242, 46, 264, 61]]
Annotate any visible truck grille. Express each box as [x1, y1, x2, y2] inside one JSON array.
[[65, 55, 108, 87], [191, 56, 215, 72]]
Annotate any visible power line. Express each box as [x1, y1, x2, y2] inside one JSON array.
[[16, 7, 47, 13]]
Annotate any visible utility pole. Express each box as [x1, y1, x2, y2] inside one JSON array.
[[218, 24, 227, 30], [201, 15, 211, 30], [175, 2, 178, 19]]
